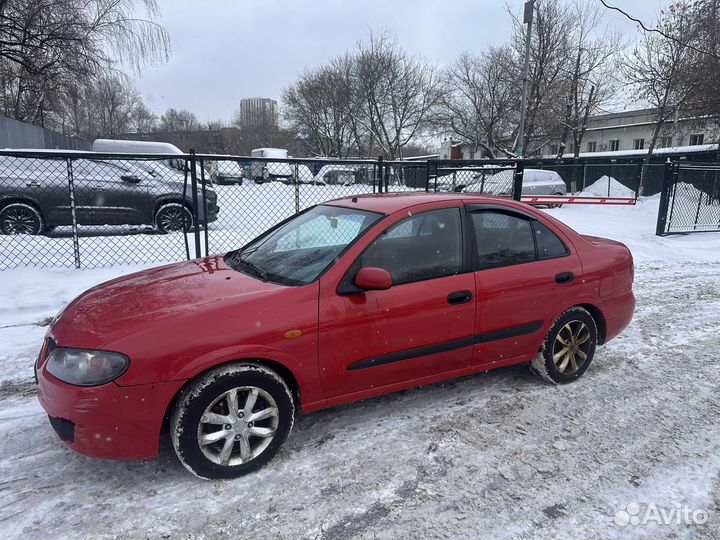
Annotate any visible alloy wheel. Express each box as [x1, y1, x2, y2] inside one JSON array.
[[196, 386, 279, 466], [159, 207, 190, 232], [552, 320, 591, 375], [2, 206, 40, 234]]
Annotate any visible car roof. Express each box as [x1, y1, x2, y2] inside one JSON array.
[[324, 192, 525, 214]]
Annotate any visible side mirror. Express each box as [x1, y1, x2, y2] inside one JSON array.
[[355, 267, 392, 291], [121, 175, 142, 184]]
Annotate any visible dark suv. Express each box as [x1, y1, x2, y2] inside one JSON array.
[[0, 157, 218, 235]]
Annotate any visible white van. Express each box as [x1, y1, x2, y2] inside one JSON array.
[[92, 139, 210, 184], [250, 148, 293, 183]]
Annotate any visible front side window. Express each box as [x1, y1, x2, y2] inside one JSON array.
[[359, 208, 462, 285], [227, 205, 382, 285]]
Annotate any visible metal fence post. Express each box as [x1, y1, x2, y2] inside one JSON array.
[[513, 161, 525, 201], [377, 156, 384, 193], [656, 160, 674, 236], [294, 162, 300, 214], [199, 158, 209, 258], [65, 158, 81, 268], [189, 149, 201, 259], [425, 159, 431, 192]]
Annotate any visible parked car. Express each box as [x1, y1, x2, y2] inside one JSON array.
[[313, 164, 357, 186], [0, 156, 218, 234], [250, 148, 293, 183], [211, 160, 245, 185], [36, 193, 635, 479], [463, 169, 567, 207]]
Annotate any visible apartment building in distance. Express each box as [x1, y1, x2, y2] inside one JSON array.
[[236, 97, 279, 128]]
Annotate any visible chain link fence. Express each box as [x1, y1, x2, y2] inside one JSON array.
[[3, 149, 694, 269], [657, 162, 720, 235]]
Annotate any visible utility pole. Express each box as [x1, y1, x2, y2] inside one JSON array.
[[517, 0, 535, 157]]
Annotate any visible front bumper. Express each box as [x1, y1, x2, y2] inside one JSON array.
[[36, 359, 184, 460]]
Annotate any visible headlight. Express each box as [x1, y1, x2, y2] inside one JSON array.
[[46, 347, 129, 386]]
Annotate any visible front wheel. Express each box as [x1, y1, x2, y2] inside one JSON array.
[[547, 192, 564, 209], [171, 364, 295, 479], [530, 307, 597, 384], [155, 203, 193, 234]]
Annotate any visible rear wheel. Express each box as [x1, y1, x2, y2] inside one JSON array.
[[531, 307, 597, 384], [0, 203, 43, 235], [155, 203, 192, 234], [171, 364, 295, 480]]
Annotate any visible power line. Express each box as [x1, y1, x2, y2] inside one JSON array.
[[599, 0, 720, 60]]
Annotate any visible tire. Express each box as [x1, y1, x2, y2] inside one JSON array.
[[170, 363, 295, 480], [0, 202, 44, 235], [548, 192, 564, 209], [530, 307, 598, 384], [154, 203, 193, 234]]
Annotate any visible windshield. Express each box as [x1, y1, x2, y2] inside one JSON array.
[[225, 205, 383, 285]]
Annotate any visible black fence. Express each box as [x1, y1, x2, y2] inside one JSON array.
[[1, 149, 672, 270], [656, 162, 720, 235]]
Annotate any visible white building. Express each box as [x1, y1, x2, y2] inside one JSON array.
[[544, 108, 720, 156]]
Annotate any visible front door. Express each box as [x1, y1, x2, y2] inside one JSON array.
[[318, 206, 476, 399]]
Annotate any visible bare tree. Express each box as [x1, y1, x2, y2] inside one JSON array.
[[89, 76, 138, 137], [677, 0, 720, 120], [282, 59, 358, 157], [131, 102, 159, 134], [438, 46, 517, 158], [508, 0, 572, 155], [0, 0, 169, 128], [554, 0, 624, 158], [160, 108, 200, 131], [624, 1, 701, 164], [353, 32, 442, 159]]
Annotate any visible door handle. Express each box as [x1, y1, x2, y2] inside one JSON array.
[[447, 290, 472, 305], [555, 272, 574, 284]]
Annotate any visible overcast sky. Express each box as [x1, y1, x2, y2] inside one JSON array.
[[136, 0, 665, 123]]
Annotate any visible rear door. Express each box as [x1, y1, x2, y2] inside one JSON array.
[[467, 205, 583, 366], [318, 205, 476, 398]]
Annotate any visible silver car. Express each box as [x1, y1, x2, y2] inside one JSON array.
[[462, 168, 567, 206]]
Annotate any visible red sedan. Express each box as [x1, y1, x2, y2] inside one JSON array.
[[36, 193, 635, 479]]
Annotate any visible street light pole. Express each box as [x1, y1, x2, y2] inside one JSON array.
[[517, 0, 535, 157]]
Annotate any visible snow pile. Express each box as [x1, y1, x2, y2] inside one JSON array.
[[577, 175, 636, 198], [1, 200, 720, 539]]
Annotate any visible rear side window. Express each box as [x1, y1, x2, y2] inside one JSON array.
[[534, 221, 569, 259], [359, 208, 462, 285], [471, 212, 535, 268], [470, 210, 569, 269]]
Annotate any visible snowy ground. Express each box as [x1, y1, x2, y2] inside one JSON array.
[[1, 198, 720, 539]]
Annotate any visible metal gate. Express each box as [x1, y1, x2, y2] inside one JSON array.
[[656, 161, 720, 236]]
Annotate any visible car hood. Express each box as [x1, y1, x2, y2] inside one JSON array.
[[50, 255, 281, 349]]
